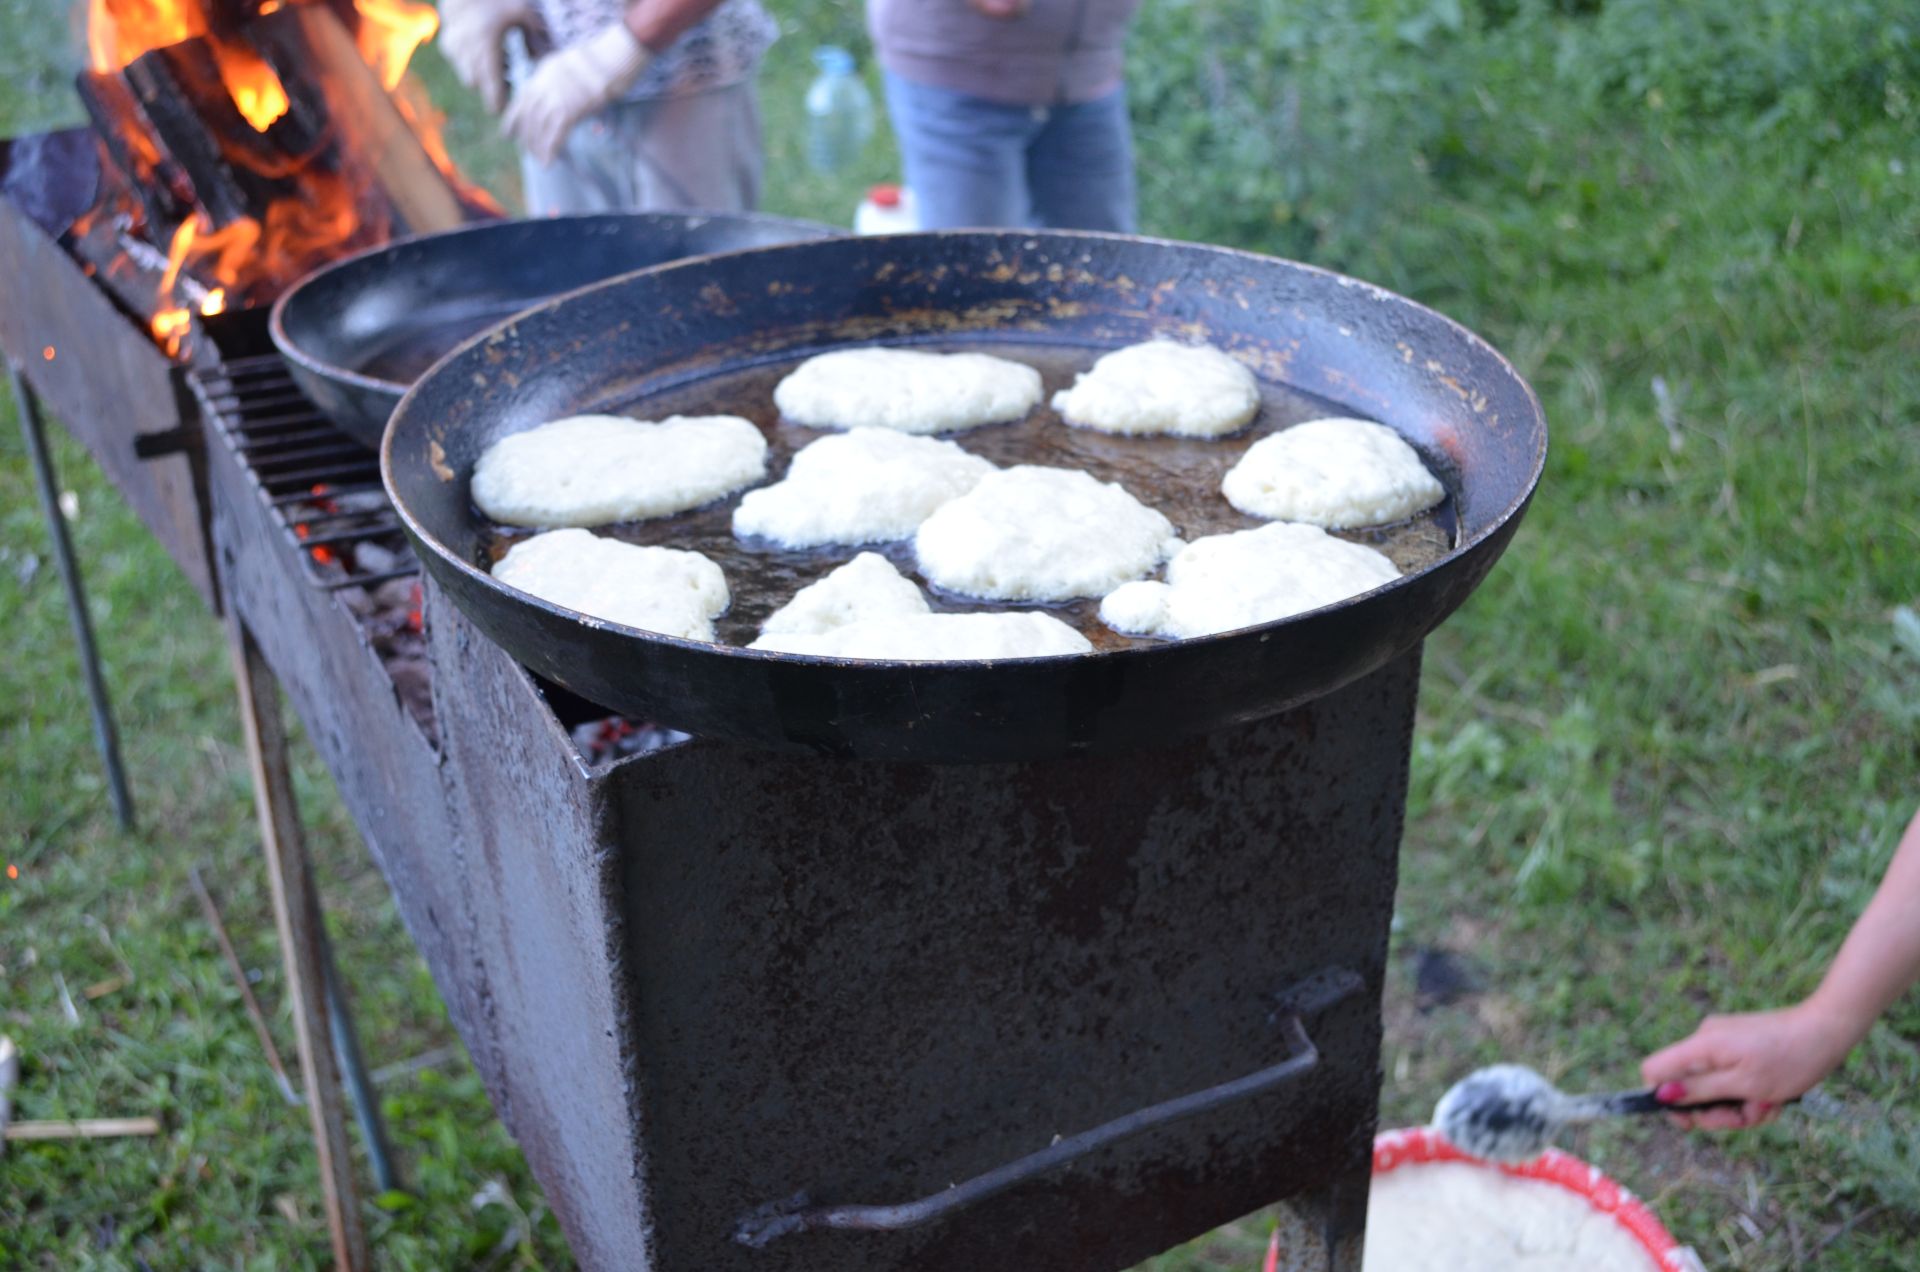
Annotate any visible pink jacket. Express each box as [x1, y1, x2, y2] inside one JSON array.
[[868, 0, 1143, 107]]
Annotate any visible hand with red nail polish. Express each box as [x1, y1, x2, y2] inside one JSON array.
[[1642, 807, 1920, 1131], [1640, 1003, 1857, 1130]]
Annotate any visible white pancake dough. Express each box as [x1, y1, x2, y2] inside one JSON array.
[[752, 553, 1090, 660], [915, 465, 1182, 602], [1050, 340, 1260, 438], [732, 429, 996, 547], [492, 528, 728, 641], [754, 611, 1090, 661], [758, 552, 930, 638], [1100, 522, 1398, 639], [1222, 416, 1444, 528], [472, 414, 767, 528], [773, 348, 1043, 434], [1363, 1163, 1660, 1271]]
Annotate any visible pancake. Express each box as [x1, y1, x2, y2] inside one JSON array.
[[491, 528, 728, 641], [1050, 339, 1260, 438], [1099, 522, 1399, 640], [751, 553, 1091, 660], [773, 347, 1043, 434], [753, 610, 1090, 661], [471, 413, 767, 528], [757, 551, 930, 637], [1222, 416, 1443, 528], [915, 465, 1181, 602], [732, 428, 996, 547]]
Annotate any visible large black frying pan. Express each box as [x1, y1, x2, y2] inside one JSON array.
[[270, 211, 839, 448], [385, 231, 1546, 763]]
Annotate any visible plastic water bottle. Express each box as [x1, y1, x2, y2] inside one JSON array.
[[805, 46, 875, 175], [854, 184, 920, 235]]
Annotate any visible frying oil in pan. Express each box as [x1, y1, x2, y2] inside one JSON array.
[[479, 342, 1457, 653]]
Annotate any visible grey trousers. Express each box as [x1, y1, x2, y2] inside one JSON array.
[[519, 79, 765, 215]]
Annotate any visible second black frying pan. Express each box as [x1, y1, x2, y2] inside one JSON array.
[[269, 211, 839, 448], [385, 230, 1548, 763]]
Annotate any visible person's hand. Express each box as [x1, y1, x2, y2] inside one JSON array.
[[967, 0, 1031, 17], [502, 23, 653, 166], [438, 0, 543, 116], [1640, 1001, 1856, 1130]]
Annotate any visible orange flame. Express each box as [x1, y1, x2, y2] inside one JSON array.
[[88, 0, 288, 131], [150, 216, 260, 353], [87, 0, 202, 71], [354, 0, 440, 94], [221, 43, 290, 131], [87, 0, 496, 356]]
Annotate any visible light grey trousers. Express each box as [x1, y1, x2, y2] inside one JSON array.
[[518, 79, 765, 215]]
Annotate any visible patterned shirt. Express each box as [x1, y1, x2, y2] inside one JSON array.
[[534, 0, 779, 100]]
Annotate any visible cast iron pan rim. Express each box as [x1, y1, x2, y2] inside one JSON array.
[[269, 210, 845, 404], [383, 228, 1548, 670]]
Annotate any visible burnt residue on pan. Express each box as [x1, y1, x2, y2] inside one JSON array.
[[477, 341, 1456, 654]]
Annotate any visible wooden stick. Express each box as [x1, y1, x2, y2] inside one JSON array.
[[250, 4, 467, 236], [227, 616, 371, 1272], [0, 1035, 17, 1138], [6, 1117, 162, 1141], [189, 863, 301, 1106]]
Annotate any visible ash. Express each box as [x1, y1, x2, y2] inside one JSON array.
[[340, 570, 435, 744]]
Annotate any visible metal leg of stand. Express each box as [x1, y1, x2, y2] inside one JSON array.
[[321, 928, 403, 1196], [226, 614, 372, 1272], [9, 359, 134, 830], [1320, 1158, 1371, 1272]]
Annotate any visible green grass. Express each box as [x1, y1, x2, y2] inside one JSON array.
[[4, 1, 1919, 1268]]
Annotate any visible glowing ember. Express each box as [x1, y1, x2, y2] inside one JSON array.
[[152, 306, 193, 355], [292, 520, 338, 567]]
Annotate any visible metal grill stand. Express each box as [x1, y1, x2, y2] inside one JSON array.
[[8, 135, 1439, 1266], [226, 614, 373, 1271], [0, 157, 396, 1270], [7, 358, 134, 828], [428, 594, 1419, 1272]]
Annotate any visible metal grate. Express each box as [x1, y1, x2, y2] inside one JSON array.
[[190, 355, 416, 590]]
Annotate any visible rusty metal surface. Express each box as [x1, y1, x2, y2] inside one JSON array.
[[386, 230, 1544, 761], [426, 583, 655, 1271], [428, 574, 1417, 1270], [202, 392, 478, 1040], [734, 980, 1361, 1247], [0, 130, 217, 606]]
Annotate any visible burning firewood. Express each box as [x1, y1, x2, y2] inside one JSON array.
[[73, 0, 493, 357]]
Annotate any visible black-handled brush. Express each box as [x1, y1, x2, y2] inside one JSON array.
[[1433, 1064, 1792, 1163]]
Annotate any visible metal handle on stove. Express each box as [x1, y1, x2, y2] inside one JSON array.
[[733, 966, 1362, 1249]]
